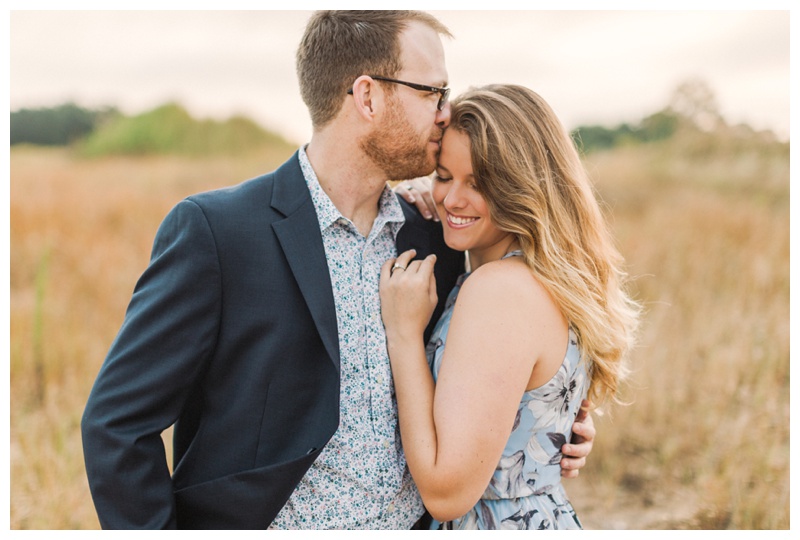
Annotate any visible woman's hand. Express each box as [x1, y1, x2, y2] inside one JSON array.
[[379, 249, 438, 342], [393, 177, 439, 221]]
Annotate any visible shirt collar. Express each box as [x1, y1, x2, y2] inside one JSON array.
[[298, 145, 405, 237]]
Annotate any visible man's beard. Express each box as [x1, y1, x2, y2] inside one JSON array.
[[360, 99, 441, 181]]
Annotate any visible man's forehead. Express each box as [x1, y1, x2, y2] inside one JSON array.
[[398, 21, 448, 85]]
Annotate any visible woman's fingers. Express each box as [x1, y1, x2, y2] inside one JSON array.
[[391, 249, 417, 275]]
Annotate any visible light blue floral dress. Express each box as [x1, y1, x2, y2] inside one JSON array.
[[425, 251, 589, 530]]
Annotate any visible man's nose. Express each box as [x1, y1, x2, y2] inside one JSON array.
[[436, 100, 452, 128]]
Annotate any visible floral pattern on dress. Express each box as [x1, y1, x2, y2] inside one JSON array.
[[426, 252, 589, 530]]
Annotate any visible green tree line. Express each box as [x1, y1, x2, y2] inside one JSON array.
[[11, 103, 119, 146], [10, 101, 293, 157], [10, 80, 784, 156], [571, 79, 784, 153]]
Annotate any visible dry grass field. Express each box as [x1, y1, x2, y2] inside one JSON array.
[[9, 133, 789, 529]]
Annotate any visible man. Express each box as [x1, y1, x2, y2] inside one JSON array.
[[81, 11, 594, 529]]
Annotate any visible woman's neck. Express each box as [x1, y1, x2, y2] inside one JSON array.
[[467, 237, 521, 271]]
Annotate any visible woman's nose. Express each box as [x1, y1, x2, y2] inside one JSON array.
[[443, 183, 466, 211]]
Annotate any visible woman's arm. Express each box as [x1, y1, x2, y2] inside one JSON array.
[[380, 253, 558, 521]]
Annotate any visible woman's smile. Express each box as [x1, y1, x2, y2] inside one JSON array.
[[445, 212, 479, 227]]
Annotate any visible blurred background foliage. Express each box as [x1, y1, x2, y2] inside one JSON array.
[[13, 78, 782, 158], [11, 101, 294, 157], [10, 102, 119, 147]]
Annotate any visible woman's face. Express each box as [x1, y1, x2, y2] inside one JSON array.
[[433, 129, 515, 264]]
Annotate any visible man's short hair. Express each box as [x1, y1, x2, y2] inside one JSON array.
[[296, 10, 451, 129]]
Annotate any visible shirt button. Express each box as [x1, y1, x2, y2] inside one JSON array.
[[383, 440, 390, 449], [377, 376, 384, 384], [387, 503, 395, 513]]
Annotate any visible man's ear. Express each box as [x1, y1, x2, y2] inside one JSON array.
[[350, 75, 381, 121]]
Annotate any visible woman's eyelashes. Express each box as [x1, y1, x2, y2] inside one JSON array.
[[433, 173, 452, 183]]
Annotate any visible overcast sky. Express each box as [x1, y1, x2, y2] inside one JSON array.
[[7, 7, 793, 144]]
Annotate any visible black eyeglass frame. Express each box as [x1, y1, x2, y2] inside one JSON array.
[[347, 75, 450, 111]]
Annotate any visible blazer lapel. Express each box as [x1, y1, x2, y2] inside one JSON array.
[[396, 195, 433, 256], [271, 154, 340, 371]]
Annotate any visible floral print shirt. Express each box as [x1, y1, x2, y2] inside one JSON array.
[[270, 147, 425, 529]]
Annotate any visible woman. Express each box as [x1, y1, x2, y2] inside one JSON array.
[[379, 84, 640, 529]]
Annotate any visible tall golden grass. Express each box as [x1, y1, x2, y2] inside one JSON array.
[[9, 132, 789, 529], [570, 135, 790, 529]]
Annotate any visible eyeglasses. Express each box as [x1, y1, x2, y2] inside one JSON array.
[[348, 75, 450, 111]]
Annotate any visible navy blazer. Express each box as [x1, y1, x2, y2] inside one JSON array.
[[81, 152, 464, 529]]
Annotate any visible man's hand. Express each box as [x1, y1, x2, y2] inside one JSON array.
[[561, 399, 595, 478], [393, 176, 439, 221]]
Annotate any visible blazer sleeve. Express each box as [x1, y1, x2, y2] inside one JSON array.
[[81, 199, 222, 529]]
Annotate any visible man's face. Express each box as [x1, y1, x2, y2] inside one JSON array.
[[360, 91, 443, 181], [360, 21, 450, 180]]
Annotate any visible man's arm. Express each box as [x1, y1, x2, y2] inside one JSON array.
[[81, 200, 221, 528], [561, 399, 595, 478]]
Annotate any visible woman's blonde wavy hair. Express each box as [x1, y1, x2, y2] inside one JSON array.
[[449, 84, 641, 405]]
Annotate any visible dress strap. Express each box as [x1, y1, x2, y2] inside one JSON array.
[[501, 249, 523, 260]]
